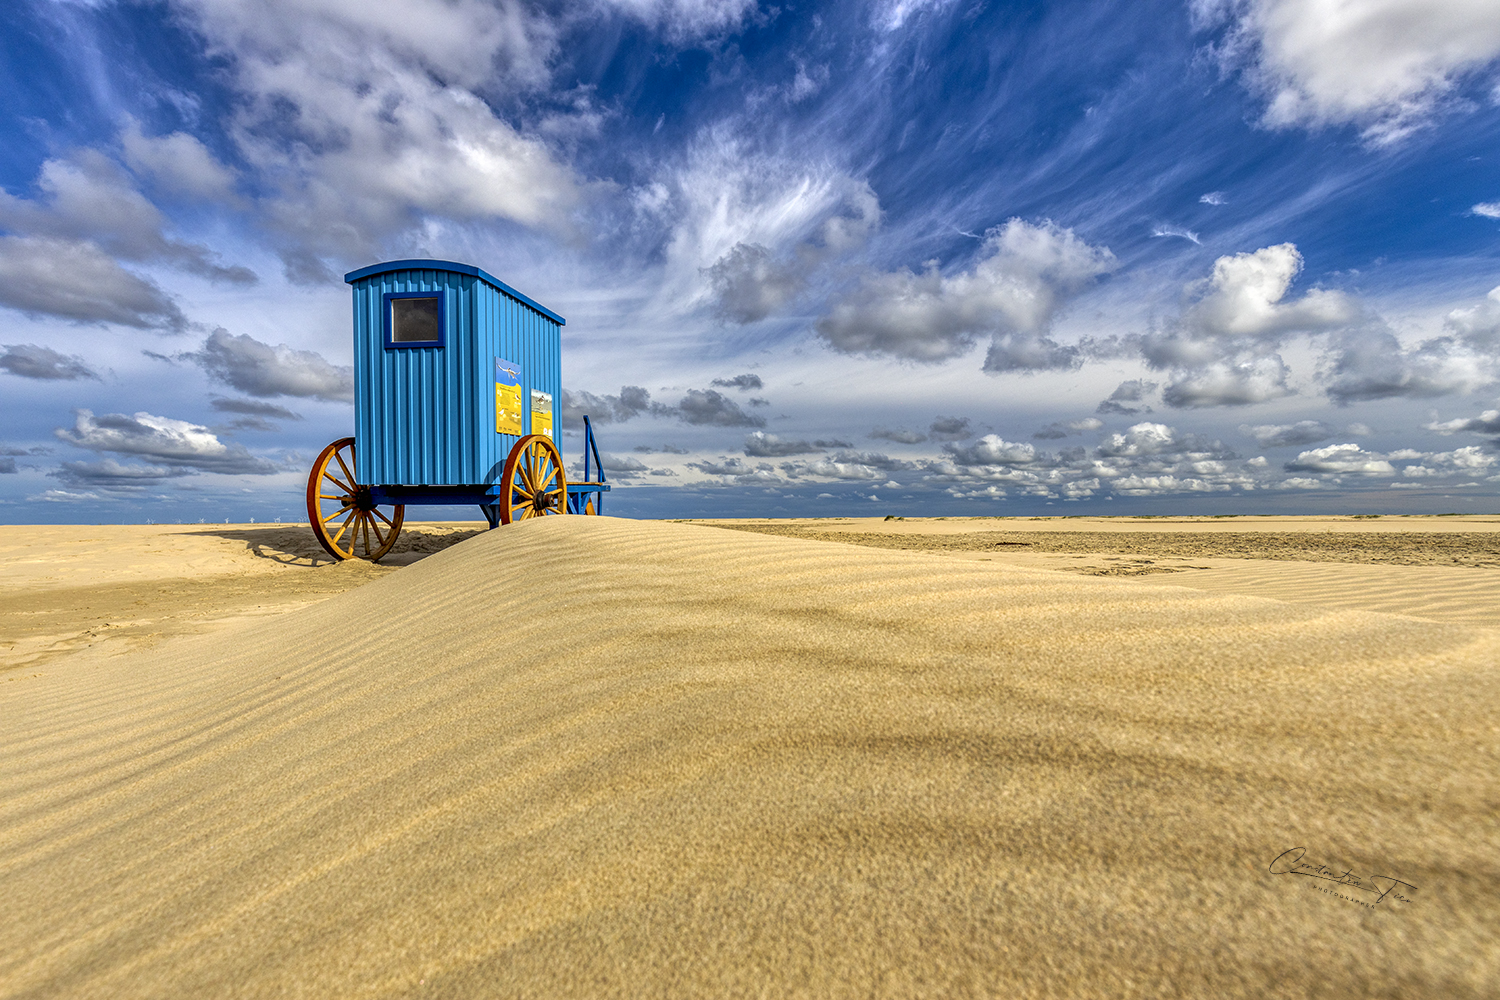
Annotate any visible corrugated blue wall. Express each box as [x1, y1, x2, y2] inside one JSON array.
[[350, 264, 562, 487]]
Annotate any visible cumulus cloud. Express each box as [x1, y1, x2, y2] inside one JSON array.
[[0, 236, 187, 329], [52, 459, 194, 489], [1161, 357, 1295, 408], [710, 373, 763, 390], [1425, 409, 1500, 435], [1284, 443, 1395, 476], [704, 243, 806, 323], [1321, 325, 1487, 405], [562, 384, 764, 428], [1034, 417, 1103, 439], [689, 456, 764, 477], [167, 0, 581, 274], [743, 432, 821, 457], [870, 427, 927, 444], [944, 435, 1038, 466], [1240, 419, 1333, 447], [1443, 283, 1500, 353], [0, 343, 101, 380], [1160, 243, 1356, 352], [928, 415, 972, 440], [1473, 202, 1500, 220], [1197, 0, 1500, 143], [1095, 422, 1183, 459], [561, 385, 654, 426], [55, 409, 280, 475], [121, 117, 242, 204], [1097, 379, 1157, 415], [675, 388, 766, 427], [209, 397, 302, 420], [0, 150, 254, 284], [186, 330, 353, 401], [816, 219, 1116, 365], [1139, 243, 1358, 407]]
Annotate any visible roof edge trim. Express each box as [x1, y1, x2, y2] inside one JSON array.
[[343, 259, 566, 325]]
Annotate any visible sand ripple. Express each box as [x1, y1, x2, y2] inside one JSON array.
[[2, 518, 1496, 998]]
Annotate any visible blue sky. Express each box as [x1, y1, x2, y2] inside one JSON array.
[[3, 0, 1500, 522]]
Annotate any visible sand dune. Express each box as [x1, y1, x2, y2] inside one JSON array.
[[3, 517, 1496, 998], [0, 523, 482, 669]]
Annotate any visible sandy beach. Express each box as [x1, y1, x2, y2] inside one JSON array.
[[2, 515, 1497, 997]]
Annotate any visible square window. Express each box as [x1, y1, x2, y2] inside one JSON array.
[[391, 296, 441, 344]]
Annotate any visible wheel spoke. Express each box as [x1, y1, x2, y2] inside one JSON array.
[[368, 515, 386, 547], [335, 507, 360, 543], [371, 507, 395, 528], [537, 463, 558, 491], [321, 506, 352, 524], [321, 469, 354, 495], [333, 448, 357, 489]]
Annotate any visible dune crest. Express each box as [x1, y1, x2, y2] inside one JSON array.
[[3, 517, 1495, 998]]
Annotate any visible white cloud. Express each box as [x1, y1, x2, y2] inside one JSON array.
[[1152, 225, 1201, 244], [0, 235, 186, 329], [1112, 474, 1229, 495], [1096, 422, 1180, 458], [943, 435, 1037, 466], [121, 117, 241, 204], [1443, 283, 1500, 352], [656, 130, 880, 320], [817, 219, 1116, 365], [169, 0, 581, 272], [1180, 243, 1356, 342], [186, 329, 354, 401], [743, 432, 822, 457], [599, 0, 757, 39], [1425, 409, 1500, 435], [55, 409, 280, 474], [1240, 419, 1332, 447], [1139, 243, 1359, 408], [875, 0, 956, 32], [1198, 0, 1500, 143], [0, 343, 102, 381], [1322, 326, 1489, 405], [704, 243, 806, 323], [1473, 202, 1500, 219], [0, 151, 255, 283], [1284, 442, 1394, 476], [1162, 357, 1295, 408], [1200, 191, 1227, 205]]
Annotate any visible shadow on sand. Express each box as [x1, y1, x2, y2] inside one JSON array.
[[186, 524, 488, 568]]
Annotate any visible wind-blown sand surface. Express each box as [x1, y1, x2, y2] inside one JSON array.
[[3, 516, 1497, 997], [0, 523, 483, 669]]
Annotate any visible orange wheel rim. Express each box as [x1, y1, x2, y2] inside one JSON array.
[[305, 437, 405, 561], [499, 434, 567, 525]]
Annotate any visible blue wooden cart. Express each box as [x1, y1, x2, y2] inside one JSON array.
[[305, 259, 609, 561]]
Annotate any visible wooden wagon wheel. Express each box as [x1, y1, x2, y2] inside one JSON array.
[[306, 437, 405, 561], [499, 434, 567, 524]]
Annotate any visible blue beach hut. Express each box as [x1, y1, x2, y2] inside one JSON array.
[[303, 259, 608, 561]]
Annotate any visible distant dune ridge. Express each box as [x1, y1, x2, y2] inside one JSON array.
[[2, 517, 1497, 998]]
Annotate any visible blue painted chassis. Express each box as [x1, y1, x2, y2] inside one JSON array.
[[366, 415, 610, 529]]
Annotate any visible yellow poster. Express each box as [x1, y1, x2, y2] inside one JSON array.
[[495, 358, 523, 435], [530, 389, 553, 439]]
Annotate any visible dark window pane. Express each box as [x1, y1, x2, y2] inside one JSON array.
[[391, 297, 440, 343]]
